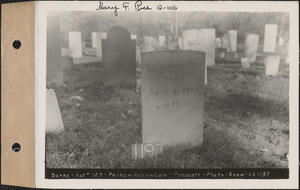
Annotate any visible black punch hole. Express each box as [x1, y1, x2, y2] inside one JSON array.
[[12, 143, 21, 152], [12, 40, 21, 49]]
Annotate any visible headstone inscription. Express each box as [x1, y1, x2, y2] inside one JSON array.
[[46, 89, 64, 133], [265, 55, 280, 76], [142, 50, 205, 146], [102, 26, 136, 87], [69, 31, 82, 58], [263, 24, 277, 52], [244, 33, 259, 63], [47, 16, 63, 85], [228, 30, 237, 52], [182, 29, 207, 85]]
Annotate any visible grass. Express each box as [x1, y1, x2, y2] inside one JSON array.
[[46, 57, 289, 169]]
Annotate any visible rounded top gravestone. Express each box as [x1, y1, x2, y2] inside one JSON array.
[[106, 26, 131, 44]]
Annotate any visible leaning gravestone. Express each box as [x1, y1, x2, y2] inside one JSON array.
[[265, 55, 280, 76], [102, 26, 136, 86], [244, 33, 259, 63], [69, 31, 82, 58], [183, 29, 208, 85], [228, 30, 237, 52], [142, 51, 205, 146], [46, 89, 64, 133], [47, 16, 63, 85], [263, 24, 277, 52]]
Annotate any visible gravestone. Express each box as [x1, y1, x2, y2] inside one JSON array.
[[182, 29, 208, 84], [159, 35, 165, 47], [279, 37, 284, 46], [241, 57, 250, 68], [46, 89, 64, 133], [221, 33, 230, 51], [199, 28, 215, 66], [142, 50, 205, 146], [96, 32, 107, 58], [244, 33, 259, 63], [142, 36, 153, 52], [263, 24, 277, 52], [69, 32, 82, 58], [102, 26, 136, 86], [215, 38, 222, 48], [92, 32, 97, 48], [61, 48, 73, 71], [228, 30, 237, 52], [131, 34, 137, 39], [265, 55, 280, 76], [47, 16, 63, 85]]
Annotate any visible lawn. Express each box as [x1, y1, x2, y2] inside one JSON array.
[[46, 56, 289, 169]]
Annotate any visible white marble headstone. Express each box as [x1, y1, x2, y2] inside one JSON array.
[[92, 32, 97, 48], [221, 34, 230, 51], [46, 89, 64, 133], [263, 24, 277, 52], [244, 33, 259, 63], [241, 57, 250, 68], [228, 30, 237, 52], [69, 31, 82, 58], [265, 55, 280, 76], [96, 32, 107, 58], [178, 37, 183, 49], [131, 34, 137, 39], [158, 35, 165, 47], [215, 38, 222, 48], [142, 36, 154, 52]]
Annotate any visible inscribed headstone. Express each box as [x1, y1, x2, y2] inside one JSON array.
[[47, 16, 63, 85], [69, 31, 82, 58], [182, 29, 208, 84], [244, 33, 259, 63], [102, 26, 136, 86], [263, 24, 277, 52], [265, 55, 280, 76], [228, 30, 237, 52], [46, 89, 64, 133], [142, 50, 205, 146]]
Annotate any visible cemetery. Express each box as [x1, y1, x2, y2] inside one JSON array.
[[46, 12, 290, 169]]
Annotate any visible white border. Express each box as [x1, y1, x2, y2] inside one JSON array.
[[36, 1, 299, 189]]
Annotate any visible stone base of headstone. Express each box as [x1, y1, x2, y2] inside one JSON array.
[[241, 57, 250, 68], [265, 55, 280, 76], [46, 89, 64, 133]]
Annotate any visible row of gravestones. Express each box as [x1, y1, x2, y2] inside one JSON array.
[[47, 17, 289, 148]]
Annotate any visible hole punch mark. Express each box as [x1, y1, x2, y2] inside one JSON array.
[[12, 40, 21, 49], [12, 143, 21, 152]]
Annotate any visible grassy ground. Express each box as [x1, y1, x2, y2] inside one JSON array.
[[46, 57, 289, 169]]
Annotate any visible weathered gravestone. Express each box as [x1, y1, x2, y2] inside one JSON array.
[[47, 16, 63, 85], [182, 29, 208, 85], [96, 32, 107, 58], [221, 33, 230, 51], [244, 33, 259, 63], [263, 24, 277, 52], [142, 50, 205, 146], [102, 26, 136, 86], [69, 31, 82, 58], [265, 55, 280, 76], [142, 36, 154, 52], [159, 35, 165, 47], [228, 30, 237, 52], [46, 89, 64, 133]]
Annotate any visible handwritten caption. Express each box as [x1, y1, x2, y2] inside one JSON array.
[[96, 0, 178, 16]]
